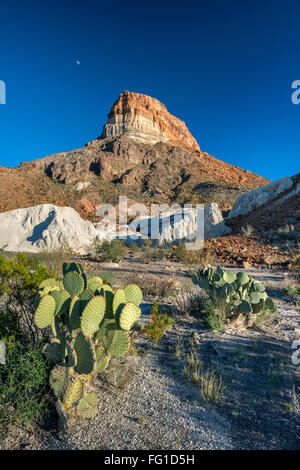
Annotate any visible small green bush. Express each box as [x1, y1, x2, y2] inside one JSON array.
[[204, 314, 224, 331], [170, 244, 213, 265], [0, 254, 50, 343], [282, 284, 299, 298], [142, 246, 168, 262], [141, 301, 173, 343], [96, 240, 127, 263], [0, 337, 51, 432]]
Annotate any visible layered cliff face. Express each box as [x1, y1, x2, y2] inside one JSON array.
[[101, 90, 200, 153]]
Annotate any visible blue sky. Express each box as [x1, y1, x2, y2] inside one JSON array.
[[0, 0, 299, 180]]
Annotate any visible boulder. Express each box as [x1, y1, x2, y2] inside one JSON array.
[[0, 204, 97, 254], [228, 176, 293, 219]]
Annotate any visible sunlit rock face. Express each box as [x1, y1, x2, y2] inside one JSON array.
[[101, 90, 200, 152]]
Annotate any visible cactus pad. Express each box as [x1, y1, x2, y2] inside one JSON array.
[[79, 289, 94, 309], [63, 271, 85, 297], [104, 290, 114, 318], [81, 296, 106, 337], [64, 378, 83, 408], [50, 290, 71, 316], [223, 271, 236, 284], [39, 278, 64, 290], [105, 325, 130, 356], [97, 317, 116, 344], [95, 346, 111, 374], [252, 281, 265, 293], [63, 262, 84, 275], [119, 302, 141, 331], [239, 300, 252, 314], [236, 272, 250, 285], [124, 284, 143, 306], [74, 333, 96, 375], [87, 276, 103, 293], [69, 295, 82, 330], [113, 289, 126, 317], [43, 338, 66, 363], [34, 294, 56, 328], [66, 341, 77, 367], [76, 393, 97, 419], [49, 365, 69, 398]]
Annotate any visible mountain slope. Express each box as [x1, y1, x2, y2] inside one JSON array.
[[0, 92, 270, 220]]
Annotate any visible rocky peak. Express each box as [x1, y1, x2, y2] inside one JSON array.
[[101, 90, 200, 153]]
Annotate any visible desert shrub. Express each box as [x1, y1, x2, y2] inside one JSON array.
[[30, 250, 73, 277], [282, 283, 299, 298], [289, 243, 300, 280], [175, 290, 226, 330], [127, 274, 174, 298], [33, 262, 142, 426], [204, 314, 225, 331], [95, 240, 127, 263], [241, 224, 254, 237], [141, 301, 173, 343], [142, 246, 169, 262], [0, 336, 51, 432], [0, 254, 50, 343], [170, 244, 213, 265], [142, 239, 152, 248], [175, 291, 206, 317], [192, 267, 277, 328], [128, 243, 140, 253]]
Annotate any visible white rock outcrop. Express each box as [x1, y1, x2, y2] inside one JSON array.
[[228, 176, 294, 219], [120, 203, 231, 245], [0, 204, 97, 254]]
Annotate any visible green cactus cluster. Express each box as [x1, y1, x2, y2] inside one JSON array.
[[192, 267, 276, 325], [33, 262, 142, 426]]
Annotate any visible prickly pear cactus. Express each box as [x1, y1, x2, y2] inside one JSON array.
[[192, 266, 276, 327], [33, 262, 142, 427]]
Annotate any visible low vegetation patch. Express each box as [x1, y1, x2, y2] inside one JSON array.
[[0, 254, 50, 343], [282, 283, 299, 298], [182, 343, 225, 403], [141, 301, 173, 343], [0, 336, 51, 432], [128, 273, 175, 298], [95, 240, 128, 263], [170, 244, 213, 265]]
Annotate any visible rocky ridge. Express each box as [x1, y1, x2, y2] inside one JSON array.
[[101, 90, 200, 152]]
